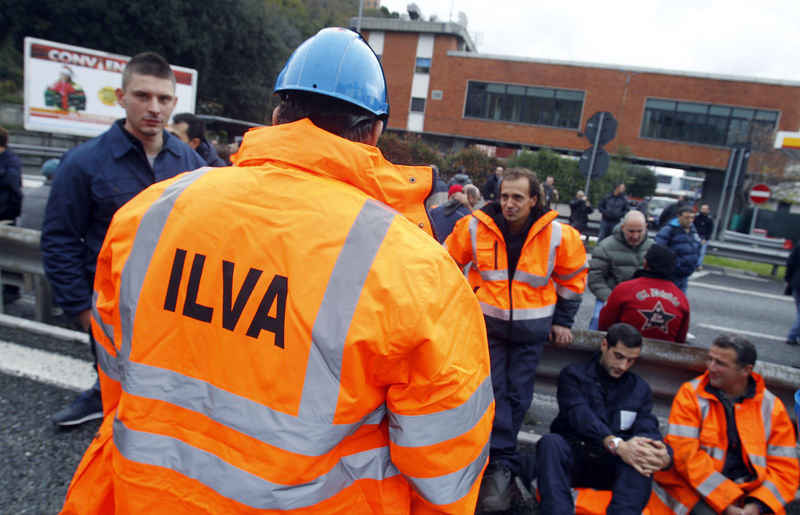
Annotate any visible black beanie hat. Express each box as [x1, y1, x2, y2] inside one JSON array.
[[644, 244, 677, 280]]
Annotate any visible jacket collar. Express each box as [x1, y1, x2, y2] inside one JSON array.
[[231, 119, 435, 235], [109, 119, 181, 161], [696, 371, 766, 402], [473, 201, 558, 243]]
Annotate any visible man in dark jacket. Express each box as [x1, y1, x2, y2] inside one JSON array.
[[536, 322, 672, 514], [482, 166, 503, 202], [598, 183, 629, 241], [693, 204, 713, 269], [656, 195, 689, 229], [568, 189, 593, 235], [169, 112, 228, 166], [784, 241, 800, 345], [599, 244, 690, 343], [430, 183, 477, 243], [655, 205, 701, 292], [0, 125, 22, 224]]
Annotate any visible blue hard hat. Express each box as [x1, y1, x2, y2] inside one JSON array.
[[274, 28, 389, 120], [41, 158, 60, 178]]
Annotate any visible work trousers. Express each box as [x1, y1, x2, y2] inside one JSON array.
[[536, 433, 652, 515], [488, 336, 543, 478]]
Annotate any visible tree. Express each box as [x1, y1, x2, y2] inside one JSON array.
[[378, 132, 445, 170], [445, 147, 500, 185]]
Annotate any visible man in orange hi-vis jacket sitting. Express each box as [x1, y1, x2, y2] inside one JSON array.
[[60, 28, 493, 514], [652, 334, 799, 515]]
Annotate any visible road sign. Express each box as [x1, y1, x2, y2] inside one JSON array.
[[749, 183, 771, 205], [584, 111, 618, 146], [579, 147, 609, 179]]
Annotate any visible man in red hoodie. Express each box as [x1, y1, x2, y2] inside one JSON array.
[[599, 244, 690, 343]]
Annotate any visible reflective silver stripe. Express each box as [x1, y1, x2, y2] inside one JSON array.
[[669, 424, 700, 439], [571, 486, 578, 509], [695, 392, 710, 421], [119, 169, 213, 361], [697, 471, 727, 497], [555, 283, 582, 300], [113, 417, 400, 510], [121, 359, 385, 456], [652, 482, 690, 515], [480, 269, 509, 282], [469, 216, 479, 268], [389, 375, 493, 448], [545, 221, 561, 280], [95, 338, 120, 382], [749, 454, 767, 468], [553, 260, 588, 281], [762, 479, 790, 504], [700, 445, 726, 461], [513, 269, 550, 288], [479, 301, 555, 321], [761, 389, 776, 438], [91, 290, 115, 345], [299, 200, 394, 422], [406, 441, 489, 506], [768, 444, 799, 458], [689, 378, 700, 388]]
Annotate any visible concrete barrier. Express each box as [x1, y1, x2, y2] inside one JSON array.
[[537, 329, 800, 422], [0, 224, 53, 322]]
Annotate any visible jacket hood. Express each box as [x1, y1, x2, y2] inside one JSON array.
[[232, 119, 435, 235]]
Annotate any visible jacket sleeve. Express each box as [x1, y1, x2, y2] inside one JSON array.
[[552, 224, 587, 328], [41, 154, 94, 318], [665, 382, 745, 512], [443, 215, 474, 268], [385, 252, 493, 514], [675, 304, 690, 343], [746, 396, 800, 514], [654, 225, 671, 247], [598, 194, 608, 216], [597, 285, 623, 331], [587, 244, 614, 301], [558, 366, 612, 444]]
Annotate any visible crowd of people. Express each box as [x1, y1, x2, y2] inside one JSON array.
[[0, 27, 797, 515]]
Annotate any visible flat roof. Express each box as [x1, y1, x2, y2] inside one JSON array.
[[445, 51, 800, 88], [350, 17, 477, 52]]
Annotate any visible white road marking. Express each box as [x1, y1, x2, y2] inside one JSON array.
[[691, 270, 711, 280], [0, 340, 94, 392], [706, 270, 771, 283], [690, 282, 791, 302], [697, 324, 786, 342]]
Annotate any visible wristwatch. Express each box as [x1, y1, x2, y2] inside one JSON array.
[[607, 436, 623, 455]]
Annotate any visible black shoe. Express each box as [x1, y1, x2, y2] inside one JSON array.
[[52, 388, 103, 426], [478, 464, 513, 512], [786, 339, 798, 345]]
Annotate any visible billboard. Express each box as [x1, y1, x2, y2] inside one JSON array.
[[24, 37, 197, 137]]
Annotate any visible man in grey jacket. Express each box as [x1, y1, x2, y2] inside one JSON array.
[[588, 210, 652, 329]]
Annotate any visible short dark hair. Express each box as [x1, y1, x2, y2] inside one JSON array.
[[0, 126, 7, 147], [122, 52, 175, 90], [275, 90, 379, 143], [606, 323, 643, 348], [502, 167, 542, 207], [677, 205, 694, 216], [172, 113, 206, 141], [712, 334, 757, 368]]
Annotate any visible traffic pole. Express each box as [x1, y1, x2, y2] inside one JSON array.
[[583, 112, 605, 197]]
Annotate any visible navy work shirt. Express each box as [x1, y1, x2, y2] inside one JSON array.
[[41, 119, 206, 318]]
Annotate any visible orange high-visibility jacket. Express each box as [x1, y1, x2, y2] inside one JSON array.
[[652, 372, 799, 515], [61, 119, 494, 514], [444, 204, 587, 342]]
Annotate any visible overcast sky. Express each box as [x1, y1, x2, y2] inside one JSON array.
[[376, 0, 800, 83]]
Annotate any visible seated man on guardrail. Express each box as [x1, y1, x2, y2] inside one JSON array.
[[536, 322, 672, 514], [652, 334, 799, 515], [599, 244, 690, 344]]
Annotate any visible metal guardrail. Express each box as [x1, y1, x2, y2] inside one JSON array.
[[12, 143, 69, 159], [721, 230, 787, 249], [0, 225, 797, 418], [0, 224, 53, 322], [536, 329, 800, 424]]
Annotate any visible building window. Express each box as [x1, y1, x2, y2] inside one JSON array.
[[463, 81, 584, 129], [410, 97, 426, 112], [415, 57, 431, 74], [640, 98, 779, 147]]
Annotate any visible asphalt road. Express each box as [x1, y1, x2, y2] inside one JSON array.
[[1, 265, 799, 514]]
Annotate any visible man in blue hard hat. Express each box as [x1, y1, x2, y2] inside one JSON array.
[[61, 27, 492, 514]]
